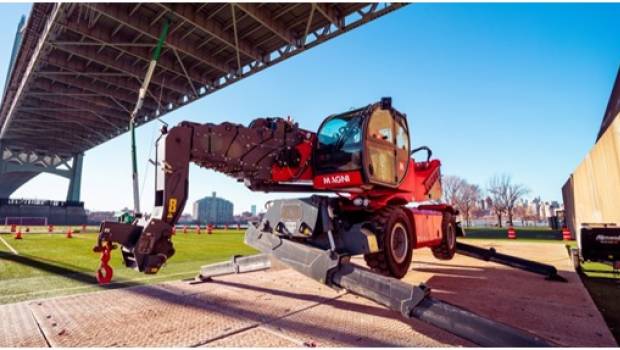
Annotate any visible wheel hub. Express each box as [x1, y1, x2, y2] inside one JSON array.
[[390, 223, 408, 264]]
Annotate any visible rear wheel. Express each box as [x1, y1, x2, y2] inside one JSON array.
[[364, 206, 413, 279], [570, 248, 581, 272], [432, 213, 457, 260]]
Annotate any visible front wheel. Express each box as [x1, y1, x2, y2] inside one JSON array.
[[432, 213, 457, 260], [364, 206, 413, 279]]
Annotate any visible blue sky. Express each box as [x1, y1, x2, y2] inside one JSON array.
[[1, 3, 619, 214]]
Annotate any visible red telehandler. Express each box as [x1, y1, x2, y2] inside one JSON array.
[[94, 98, 558, 346]]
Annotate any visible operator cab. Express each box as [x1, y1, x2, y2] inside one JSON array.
[[314, 98, 411, 190]]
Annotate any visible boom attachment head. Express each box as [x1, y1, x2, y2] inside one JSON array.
[[94, 219, 175, 276]]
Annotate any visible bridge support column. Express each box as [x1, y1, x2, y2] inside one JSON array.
[[0, 145, 82, 199], [66, 153, 83, 202]]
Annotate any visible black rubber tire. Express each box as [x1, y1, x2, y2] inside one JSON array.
[[570, 248, 581, 273], [432, 213, 457, 260], [363, 206, 413, 279]]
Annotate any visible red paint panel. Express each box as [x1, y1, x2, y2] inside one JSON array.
[[411, 208, 443, 246], [313, 170, 363, 189]]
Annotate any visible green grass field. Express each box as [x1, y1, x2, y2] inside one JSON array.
[[0, 229, 255, 304]]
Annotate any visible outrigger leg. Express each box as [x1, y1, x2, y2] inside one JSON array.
[[191, 254, 272, 283], [456, 241, 567, 282], [192, 226, 552, 347]]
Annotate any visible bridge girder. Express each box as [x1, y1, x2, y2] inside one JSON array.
[[0, 145, 83, 201]]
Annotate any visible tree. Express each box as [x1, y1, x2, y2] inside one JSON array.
[[457, 183, 481, 227], [505, 182, 529, 226], [487, 174, 529, 227], [487, 174, 509, 227], [442, 175, 481, 227], [442, 175, 466, 207]]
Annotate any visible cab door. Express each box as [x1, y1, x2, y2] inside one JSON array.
[[365, 108, 395, 185], [394, 116, 411, 182], [364, 107, 410, 187]]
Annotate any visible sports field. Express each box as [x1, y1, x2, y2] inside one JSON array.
[[0, 228, 255, 304]]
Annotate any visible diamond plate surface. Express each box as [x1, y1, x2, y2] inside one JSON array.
[[398, 242, 617, 347], [265, 292, 471, 347], [28, 270, 342, 347], [205, 327, 302, 347], [0, 302, 48, 347], [29, 284, 256, 347]]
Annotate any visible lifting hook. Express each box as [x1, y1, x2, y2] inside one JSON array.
[[94, 240, 114, 284]]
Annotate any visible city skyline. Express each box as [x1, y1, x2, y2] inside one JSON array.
[[1, 4, 619, 212], [82, 190, 559, 217]]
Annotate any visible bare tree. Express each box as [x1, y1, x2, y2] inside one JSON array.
[[505, 183, 529, 226], [442, 175, 466, 207], [487, 174, 509, 227], [456, 183, 481, 227], [487, 174, 529, 227], [442, 175, 481, 227]]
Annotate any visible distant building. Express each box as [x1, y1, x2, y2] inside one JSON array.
[[178, 213, 195, 225], [251, 205, 257, 216], [87, 210, 115, 224], [192, 192, 234, 225], [235, 210, 263, 225]]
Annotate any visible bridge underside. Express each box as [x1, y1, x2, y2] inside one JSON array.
[[0, 171, 38, 198], [0, 2, 403, 200], [0, 146, 82, 201]]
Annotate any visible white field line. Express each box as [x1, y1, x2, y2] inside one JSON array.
[[0, 270, 198, 300], [0, 235, 19, 255]]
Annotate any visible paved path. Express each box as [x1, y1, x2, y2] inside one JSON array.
[[1, 241, 616, 347]]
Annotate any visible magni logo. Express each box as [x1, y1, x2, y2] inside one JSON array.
[[323, 174, 351, 185]]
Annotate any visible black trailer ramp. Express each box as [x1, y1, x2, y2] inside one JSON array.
[[456, 241, 567, 282], [330, 262, 551, 347]]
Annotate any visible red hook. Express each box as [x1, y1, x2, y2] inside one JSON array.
[[96, 242, 114, 284]]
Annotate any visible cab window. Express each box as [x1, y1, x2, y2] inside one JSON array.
[[395, 118, 410, 180], [395, 120, 409, 151], [366, 109, 396, 185], [315, 113, 363, 173], [367, 110, 394, 143]]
